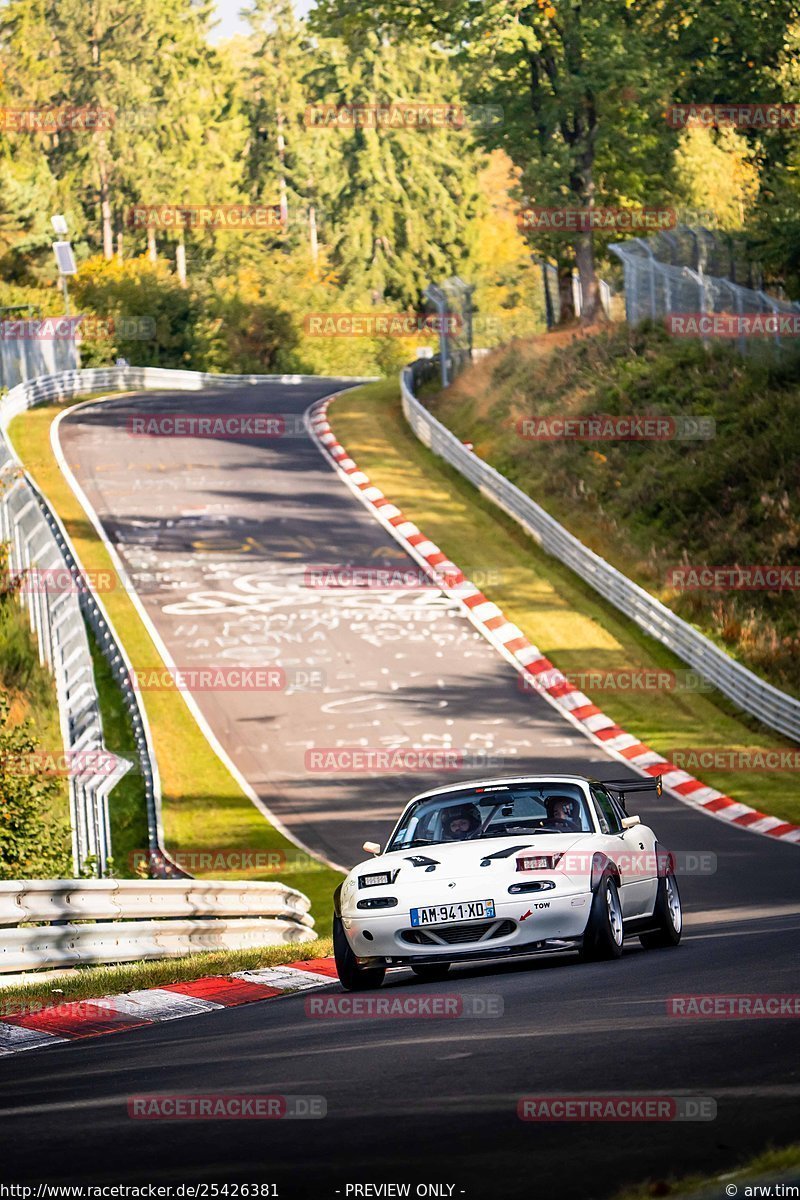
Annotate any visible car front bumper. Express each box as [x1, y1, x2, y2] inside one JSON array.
[[341, 891, 593, 964]]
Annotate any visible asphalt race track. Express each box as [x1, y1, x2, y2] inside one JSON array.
[[54, 380, 641, 868], [2, 380, 797, 1198]]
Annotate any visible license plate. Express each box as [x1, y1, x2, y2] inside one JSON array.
[[410, 899, 495, 927]]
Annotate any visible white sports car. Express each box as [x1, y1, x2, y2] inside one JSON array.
[[333, 774, 682, 990]]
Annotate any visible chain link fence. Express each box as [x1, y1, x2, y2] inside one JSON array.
[[610, 226, 800, 357], [424, 269, 616, 388]]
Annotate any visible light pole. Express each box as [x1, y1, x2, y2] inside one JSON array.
[[51, 214, 76, 316]]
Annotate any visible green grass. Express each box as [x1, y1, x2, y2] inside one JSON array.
[[613, 1143, 800, 1200], [0, 592, 72, 869], [0, 936, 333, 1013], [331, 380, 800, 827], [7, 394, 342, 928], [430, 324, 800, 698], [86, 622, 149, 876]]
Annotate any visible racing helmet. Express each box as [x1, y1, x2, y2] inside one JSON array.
[[442, 803, 482, 838], [547, 794, 579, 823]]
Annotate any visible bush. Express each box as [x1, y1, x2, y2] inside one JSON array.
[[71, 255, 202, 368], [0, 689, 71, 880]]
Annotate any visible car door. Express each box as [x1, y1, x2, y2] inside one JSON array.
[[590, 786, 656, 917]]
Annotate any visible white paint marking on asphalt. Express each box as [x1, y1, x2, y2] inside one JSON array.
[[108, 990, 224, 1021]]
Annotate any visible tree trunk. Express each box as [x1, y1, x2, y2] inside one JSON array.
[[99, 157, 114, 260], [575, 231, 603, 323], [147, 226, 157, 264], [176, 237, 187, 287], [277, 109, 289, 227], [556, 261, 577, 325]]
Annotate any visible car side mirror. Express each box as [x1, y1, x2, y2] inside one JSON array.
[[621, 815, 641, 829], [363, 841, 382, 856]]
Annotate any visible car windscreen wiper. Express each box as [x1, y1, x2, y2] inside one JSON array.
[[390, 837, 445, 850], [475, 827, 559, 838]]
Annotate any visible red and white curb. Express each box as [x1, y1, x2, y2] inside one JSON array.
[[306, 396, 800, 848], [0, 958, 338, 1056]]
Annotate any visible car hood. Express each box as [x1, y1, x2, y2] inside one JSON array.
[[351, 833, 588, 882]]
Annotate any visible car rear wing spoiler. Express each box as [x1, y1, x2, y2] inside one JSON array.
[[602, 775, 663, 812]]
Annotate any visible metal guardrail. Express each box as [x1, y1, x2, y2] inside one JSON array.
[[0, 441, 132, 876], [0, 327, 78, 391], [1, 363, 375, 880], [401, 362, 800, 745], [0, 879, 315, 972]]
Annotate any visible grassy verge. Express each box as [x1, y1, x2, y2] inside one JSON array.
[[0, 936, 333, 1012], [429, 325, 800, 698], [7, 394, 342, 928], [0, 592, 72, 873], [614, 1143, 800, 1200], [86, 622, 149, 876], [331, 380, 800, 827]]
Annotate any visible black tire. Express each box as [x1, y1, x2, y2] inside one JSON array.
[[333, 914, 386, 991], [410, 963, 451, 981], [580, 873, 624, 962], [639, 870, 682, 949]]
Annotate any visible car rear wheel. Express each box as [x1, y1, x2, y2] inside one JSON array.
[[333, 915, 386, 991], [410, 963, 451, 981], [639, 871, 682, 949], [580, 873, 624, 962]]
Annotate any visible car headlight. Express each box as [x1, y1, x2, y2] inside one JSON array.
[[358, 870, 398, 889], [357, 897, 398, 910], [516, 854, 563, 872]]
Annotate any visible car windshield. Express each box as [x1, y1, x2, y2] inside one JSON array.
[[386, 783, 593, 850]]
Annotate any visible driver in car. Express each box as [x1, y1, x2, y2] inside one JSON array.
[[442, 804, 482, 841], [547, 796, 582, 832]]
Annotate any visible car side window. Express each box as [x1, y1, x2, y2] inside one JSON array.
[[591, 787, 622, 834]]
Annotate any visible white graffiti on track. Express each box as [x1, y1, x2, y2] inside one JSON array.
[[161, 573, 458, 617]]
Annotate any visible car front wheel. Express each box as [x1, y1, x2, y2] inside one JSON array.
[[333, 915, 386, 991], [639, 870, 682, 949], [580, 873, 624, 962]]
